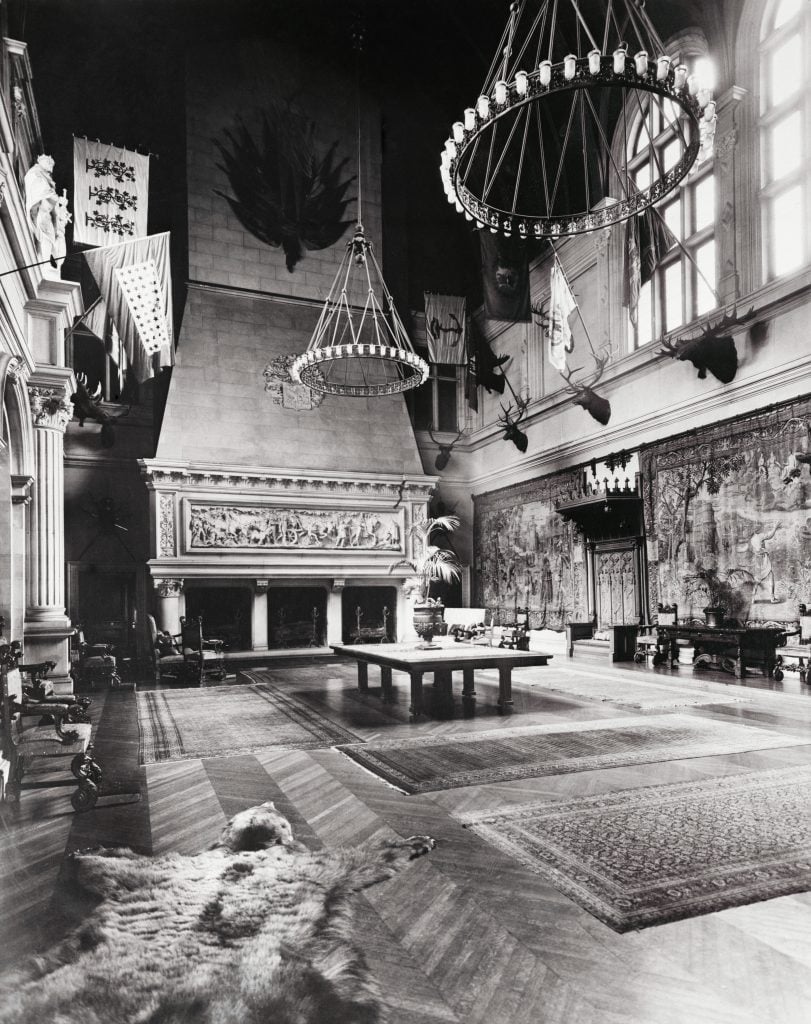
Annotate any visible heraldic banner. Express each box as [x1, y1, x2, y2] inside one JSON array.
[[73, 137, 149, 246], [84, 232, 174, 382], [424, 293, 466, 364]]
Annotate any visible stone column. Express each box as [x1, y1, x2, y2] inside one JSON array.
[[252, 579, 269, 651], [155, 578, 184, 635], [327, 579, 345, 645], [24, 372, 74, 689]]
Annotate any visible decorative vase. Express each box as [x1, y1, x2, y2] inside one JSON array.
[[703, 606, 725, 628], [413, 601, 444, 643]]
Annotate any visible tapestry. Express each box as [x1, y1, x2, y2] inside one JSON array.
[[335, 714, 802, 794], [73, 137, 149, 245], [460, 764, 811, 931], [641, 398, 811, 624], [137, 681, 359, 764], [473, 469, 586, 629]]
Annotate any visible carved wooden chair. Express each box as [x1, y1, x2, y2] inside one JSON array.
[[634, 604, 678, 665], [149, 615, 226, 685]]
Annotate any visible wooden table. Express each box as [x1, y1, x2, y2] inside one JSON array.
[[332, 641, 553, 720], [656, 623, 789, 678]]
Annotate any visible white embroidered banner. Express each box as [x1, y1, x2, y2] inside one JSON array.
[[548, 258, 577, 371], [424, 293, 466, 364], [73, 138, 149, 246], [84, 233, 174, 381], [114, 260, 168, 356]]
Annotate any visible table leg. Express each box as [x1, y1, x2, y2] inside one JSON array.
[[497, 665, 514, 713], [380, 666, 394, 703], [409, 671, 424, 722], [433, 668, 454, 719], [357, 662, 368, 693], [462, 667, 476, 702]]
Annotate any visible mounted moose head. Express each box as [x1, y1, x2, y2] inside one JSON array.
[[560, 350, 611, 425], [659, 307, 754, 385], [497, 395, 530, 452], [427, 425, 466, 472], [70, 372, 129, 448]]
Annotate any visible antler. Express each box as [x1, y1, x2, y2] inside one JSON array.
[[427, 424, 467, 471], [530, 299, 548, 327], [559, 350, 609, 393], [497, 394, 530, 429]]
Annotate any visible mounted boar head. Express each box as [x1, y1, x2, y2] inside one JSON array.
[[560, 351, 611, 425]]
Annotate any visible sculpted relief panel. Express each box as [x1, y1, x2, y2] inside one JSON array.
[[187, 504, 403, 551]]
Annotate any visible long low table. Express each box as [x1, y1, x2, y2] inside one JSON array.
[[656, 623, 790, 678], [332, 641, 553, 720]]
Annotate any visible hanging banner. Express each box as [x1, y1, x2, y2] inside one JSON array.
[[479, 231, 531, 322], [73, 137, 150, 246], [424, 293, 466, 364], [548, 257, 577, 371], [83, 232, 174, 381]]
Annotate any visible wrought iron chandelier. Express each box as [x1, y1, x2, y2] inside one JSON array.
[[441, 0, 715, 239], [290, 222, 428, 397], [291, 28, 428, 398]]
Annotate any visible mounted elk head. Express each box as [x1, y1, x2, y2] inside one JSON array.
[[498, 395, 530, 452], [427, 425, 466, 472], [659, 307, 754, 385], [560, 351, 611, 425], [70, 372, 129, 448]]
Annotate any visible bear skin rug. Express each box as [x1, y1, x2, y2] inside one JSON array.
[[0, 802, 435, 1024]]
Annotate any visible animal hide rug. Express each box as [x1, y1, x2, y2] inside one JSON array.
[[0, 802, 435, 1024]]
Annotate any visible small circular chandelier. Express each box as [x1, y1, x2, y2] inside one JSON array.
[[290, 223, 429, 397], [441, 0, 716, 239]]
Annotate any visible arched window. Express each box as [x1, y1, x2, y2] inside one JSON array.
[[625, 50, 718, 348], [760, 0, 810, 280]]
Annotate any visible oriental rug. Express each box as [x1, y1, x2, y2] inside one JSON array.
[[138, 682, 360, 765], [508, 667, 749, 710], [336, 714, 804, 794], [459, 764, 811, 931]]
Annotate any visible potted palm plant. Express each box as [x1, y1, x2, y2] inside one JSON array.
[[389, 515, 462, 641]]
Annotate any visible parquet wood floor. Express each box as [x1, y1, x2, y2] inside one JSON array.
[[1, 659, 810, 1023]]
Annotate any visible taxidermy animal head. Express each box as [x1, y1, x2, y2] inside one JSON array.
[[659, 308, 753, 384], [498, 395, 530, 452], [0, 801, 435, 1024], [214, 100, 356, 273], [560, 350, 612, 425], [427, 424, 466, 471], [70, 373, 129, 448]]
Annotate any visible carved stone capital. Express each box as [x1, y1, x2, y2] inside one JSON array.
[[332, 578, 346, 592], [154, 578, 184, 599], [255, 579, 270, 594], [592, 227, 611, 258], [28, 385, 72, 432]]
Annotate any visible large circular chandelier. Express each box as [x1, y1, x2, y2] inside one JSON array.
[[441, 0, 715, 239], [290, 224, 429, 397]]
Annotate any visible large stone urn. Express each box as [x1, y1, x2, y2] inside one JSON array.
[[412, 600, 445, 643], [703, 606, 725, 628]]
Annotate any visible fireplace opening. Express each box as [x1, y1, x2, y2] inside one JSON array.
[[341, 586, 397, 644], [268, 587, 327, 648], [185, 586, 252, 651]]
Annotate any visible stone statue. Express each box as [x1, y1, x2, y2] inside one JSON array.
[[24, 154, 67, 273]]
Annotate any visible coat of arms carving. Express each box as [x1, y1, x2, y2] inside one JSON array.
[[263, 355, 323, 411]]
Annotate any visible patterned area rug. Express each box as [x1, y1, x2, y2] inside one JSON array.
[[336, 714, 804, 794], [510, 668, 749, 710], [460, 765, 811, 931], [138, 682, 360, 764]]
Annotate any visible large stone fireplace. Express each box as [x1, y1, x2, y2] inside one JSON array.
[[139, 461, 435, 649]]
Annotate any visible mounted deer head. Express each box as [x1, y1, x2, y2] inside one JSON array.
[[427, 425, 466, 471], [659, 307, 754, 385], [70, 372, 130, 448], [560, 350, 611, 425], [498, 395, 530, 452]]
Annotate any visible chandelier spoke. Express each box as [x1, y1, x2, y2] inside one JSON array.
[[442, 0, 713, 237]]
